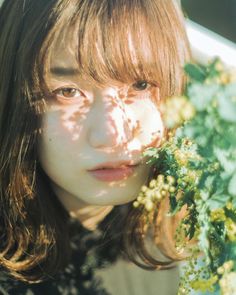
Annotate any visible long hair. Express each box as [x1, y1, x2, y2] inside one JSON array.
[[0, 0, 190, 283]]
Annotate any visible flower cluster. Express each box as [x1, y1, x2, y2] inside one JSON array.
[[160, 96, 195, 128], [190, 275, 218, 293], [218, 261, 236, 295], [133, 175, 176, 212], [134, 59, 236, 294], [210, 204, 236, 242]]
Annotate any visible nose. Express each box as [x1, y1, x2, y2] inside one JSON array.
[[87, 87, 134, 149]]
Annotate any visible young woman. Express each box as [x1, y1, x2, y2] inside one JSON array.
[[0, 0, 190, 294]]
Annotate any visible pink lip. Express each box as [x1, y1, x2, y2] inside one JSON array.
[[88, 165, 138, 182]]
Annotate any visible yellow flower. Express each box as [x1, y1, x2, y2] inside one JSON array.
[[167, 175, 176, 185], [161, 96, 195, 128], [219, 272, 236, 295], [174, 149, 188, 166], [149, 179, 157, 188], [225, 218, 236, 241], [181, 102, 196, 121], [210, 208, 226, 222], [145, 200, 154, 212], [190, 275, 218, 293], [157, 174, 164, 184], [217, 261, 234, 275], [133, 201, 139, 208]]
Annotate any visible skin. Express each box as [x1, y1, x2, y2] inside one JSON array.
[[37, 33, 165, 229]]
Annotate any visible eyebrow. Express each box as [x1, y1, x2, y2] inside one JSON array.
[[50, 66, 80, 77]]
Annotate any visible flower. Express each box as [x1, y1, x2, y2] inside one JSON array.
[[190, 275, 218, 293], [219, 272, 236, 295], [225, 219, 236, 241], [161, 96, 195, 128], [210, 208, 226, 222], [135, 59, 236, 295]]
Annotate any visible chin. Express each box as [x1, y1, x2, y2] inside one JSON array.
[[83, 195, 137, 206]]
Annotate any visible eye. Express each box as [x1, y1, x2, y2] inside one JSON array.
[[52, 87, 83, 99], [131, 80, 150, 91]]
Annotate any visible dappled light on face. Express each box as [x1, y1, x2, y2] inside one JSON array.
[[39, 35, 165, 208], [45, 95, 90, 141], [60, 100, 91, 141], [38, 88, 161, 207], [87, 96, 137, 150]]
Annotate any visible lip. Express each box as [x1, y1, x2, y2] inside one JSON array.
[[88, 162, 140, 182]]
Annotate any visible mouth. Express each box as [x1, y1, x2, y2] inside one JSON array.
[[88, 162, 140, 182]]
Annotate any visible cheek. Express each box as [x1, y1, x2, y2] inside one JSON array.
[[37, 114, 67, 163], [37, 112, 82, 166], [37, 112, 82, 180], [129, 100, 164, 148], [139, 110, 164, 147], [41, 104, 89, 143]]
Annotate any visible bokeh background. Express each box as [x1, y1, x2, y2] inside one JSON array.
[[181, 0, 236, 43]]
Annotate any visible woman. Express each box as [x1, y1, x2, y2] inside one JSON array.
[[0, 0, 190, 294]]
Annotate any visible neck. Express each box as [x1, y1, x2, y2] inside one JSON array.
[[69, 205, 114, 230], [51, 182, 114, 230]]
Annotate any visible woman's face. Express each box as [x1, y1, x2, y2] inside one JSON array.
[[37, 35, 164, 212]]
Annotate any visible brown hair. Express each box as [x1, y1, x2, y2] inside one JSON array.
[[0, 0, 190, 283]]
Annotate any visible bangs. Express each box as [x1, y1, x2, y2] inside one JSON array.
[[38, 0, 189, 98], [72, 1, 161, 85]]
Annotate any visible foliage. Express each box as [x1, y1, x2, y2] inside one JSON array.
[[134, 59, 236, 294]]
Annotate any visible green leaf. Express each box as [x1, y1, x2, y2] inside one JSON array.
[[214, 147, 236, 174], [188, 83, 220, 111], [225, 208, 236, 223], [185, 220, 196, 240], [207, 194, 231, 210], [223, 83, 236, 97], [184, 63, 207, 82], [228, 172, 236, 196], [143, 147, 159, 157], [207, 58, 222, 79], [217, 90, 236, 123], [205, 175, 215, 188], [232, 196, 236, 208], [225, 242, 236, 261]]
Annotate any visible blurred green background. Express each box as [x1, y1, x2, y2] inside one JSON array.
[[182, 0, 236, 43]]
